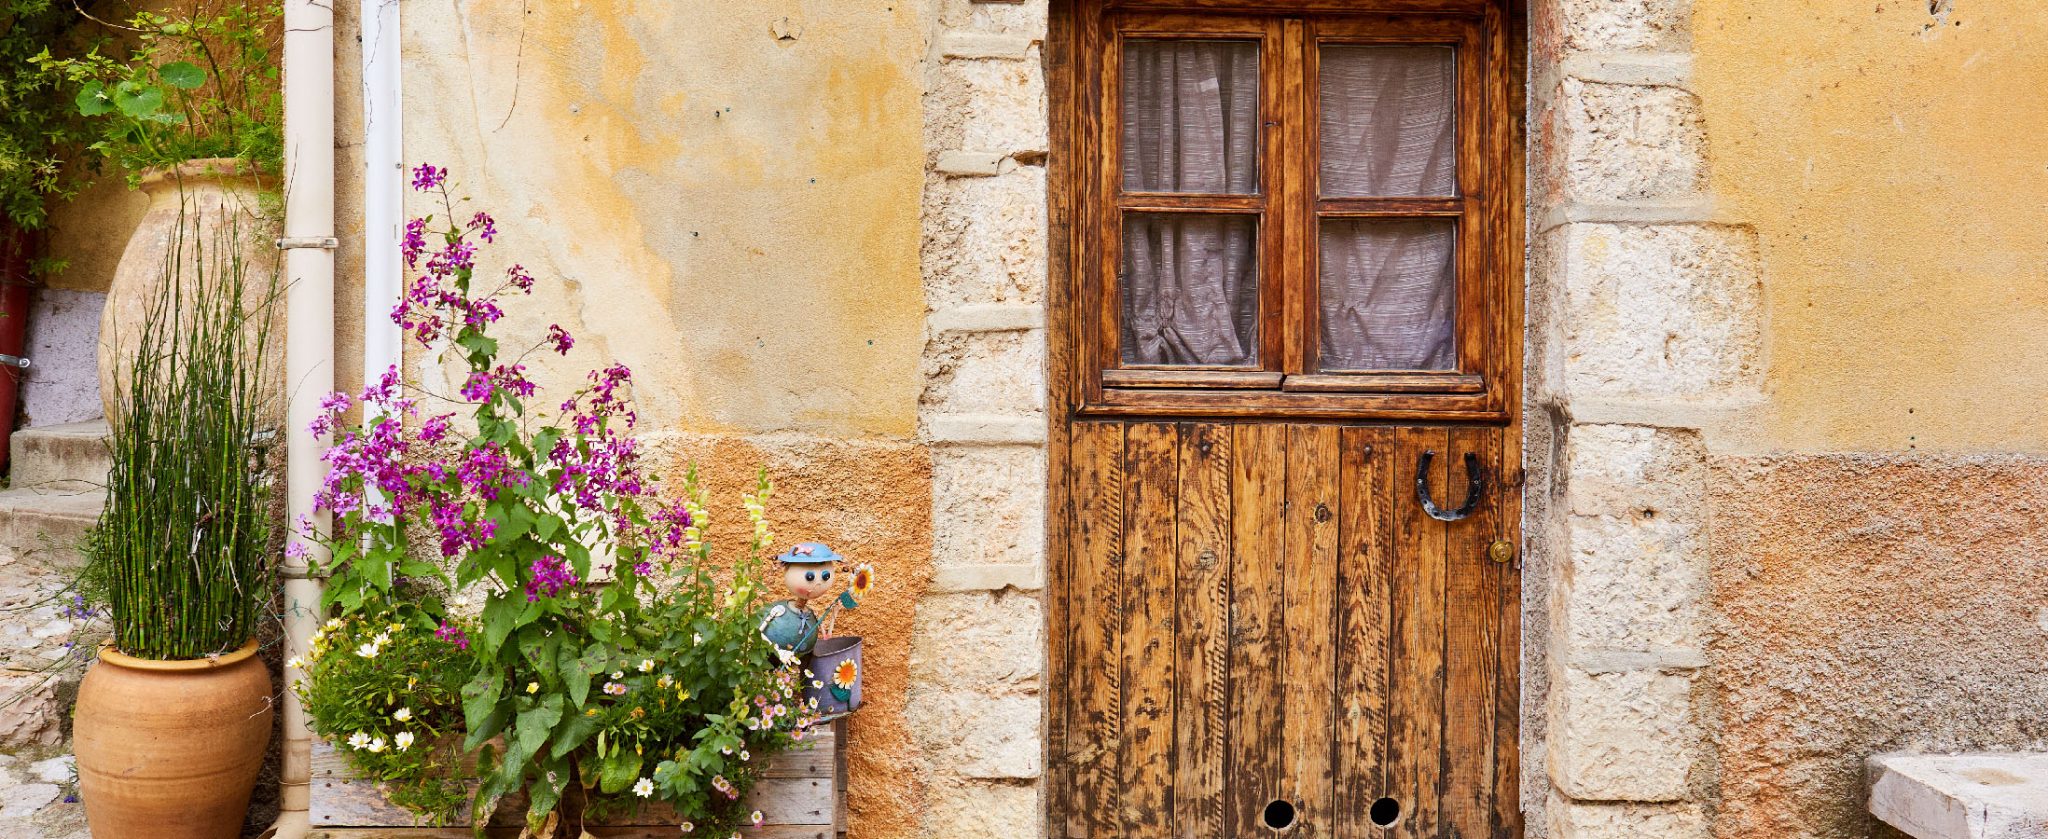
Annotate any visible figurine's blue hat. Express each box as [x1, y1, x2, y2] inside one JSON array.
[[777, 542, 842, 565]]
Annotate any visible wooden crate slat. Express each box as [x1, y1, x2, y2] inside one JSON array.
[[310, 721, 843, 831]]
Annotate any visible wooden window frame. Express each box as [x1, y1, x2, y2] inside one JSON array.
[[1071, 0, 1520, 422]]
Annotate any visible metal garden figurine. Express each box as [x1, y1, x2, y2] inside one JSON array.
[[759, 541, 863, 655]]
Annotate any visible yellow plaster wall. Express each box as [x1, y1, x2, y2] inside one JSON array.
[[1693, 0, 2048, 453], [401, 0, 928, 438]]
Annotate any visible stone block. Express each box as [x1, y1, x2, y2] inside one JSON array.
[[922, 170, 1048, 309], [1559, 80, 1705, 204], [927, 303, 1044, 335], [20, 289, 103, 428], [938, 0, 1048, 37], [1550, 0, 1691, 54], [1564, 424, 1704, 519], [920, 778, 1042, 839], [937, 31, 1038, 61], [930, 563, 1043, 593], [935, 151, 1013, 177], [1559, 512, 1703, 654], [1549, 666, 1698, 801], [1869, 753, 2048, 839], [931, 444, 1046, 566], [907, 690, 1043, 780], [929, 58, 1047, 154], [922, 330, 1047, 417], [912, 592, 1042, 694], [1547, 795, 1707, 839], [1552, 223, 1763, 401]]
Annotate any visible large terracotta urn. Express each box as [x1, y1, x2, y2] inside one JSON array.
[[99, 158, 277, 421], [73, 640, 273, 839]]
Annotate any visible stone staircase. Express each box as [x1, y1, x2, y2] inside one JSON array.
[[0, 420, 108, 567], [0, 420, 108, 839]]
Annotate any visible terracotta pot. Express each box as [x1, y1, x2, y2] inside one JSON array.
[[99, 158, 278, 421], [74, 639, 274, 839]]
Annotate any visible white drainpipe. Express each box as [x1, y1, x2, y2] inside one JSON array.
[[277, 0, 336, 833], [362, 0, 402, 411]]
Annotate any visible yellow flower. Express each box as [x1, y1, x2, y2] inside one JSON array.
[[850, 563, 875, 598], [832, 659, 858, 689], [526, 682, 540, 694]]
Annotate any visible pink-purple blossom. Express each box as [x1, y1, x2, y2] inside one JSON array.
[[526, 555, 579, 601]]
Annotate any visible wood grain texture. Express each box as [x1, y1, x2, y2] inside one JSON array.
[[1072, 421, 1128, 839], [1334, 426, 1393, 839], [1120, 422, 1179, 839], [1227, 422, 1287, 838], [1442, 427, 1500, 838], [1283, 423, 1341, 838], [1388, 427, 1449, 839], [1172, 423, 1233, 838], [310, 723, 841, 830]]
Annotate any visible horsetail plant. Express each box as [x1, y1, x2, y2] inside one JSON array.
[[83, 206, 278, 660]]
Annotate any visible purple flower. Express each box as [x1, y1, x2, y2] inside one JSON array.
[[525, 555, 579, 601], [545, 324, 574, 355], [506, 264, 534, 292], [419, 413, 454, 443], [285, 542, 309, 561], [435, 622, 470, 651], [401, 218, 428, 268], [467, 211, 497, 243], [410, 163, 447, 192]]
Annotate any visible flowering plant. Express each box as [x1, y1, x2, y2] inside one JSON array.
[[295, 611, 472, 821], [300, 166, 814, 836]]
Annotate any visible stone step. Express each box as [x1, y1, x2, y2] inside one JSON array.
[[0, 488, 103, 569], [10, 421, 110, 491]]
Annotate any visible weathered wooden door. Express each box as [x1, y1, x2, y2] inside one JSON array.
[[1047, 1, 1524, 837]]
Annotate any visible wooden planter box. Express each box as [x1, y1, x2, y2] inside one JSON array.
[[307, 720, 846, 839]]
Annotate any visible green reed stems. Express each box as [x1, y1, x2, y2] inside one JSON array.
[[85, 204, 277, 660]]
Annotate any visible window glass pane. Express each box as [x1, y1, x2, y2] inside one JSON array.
[[1122, 39, 1260, 194], [1319, 46, 1456, 197], [1318, 219, 1455, 370], [1121, 213, 1260, 366]]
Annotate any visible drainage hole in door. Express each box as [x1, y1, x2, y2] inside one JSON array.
[[1369, 797, 1401, 828], [1261, 799, 1297, 831]]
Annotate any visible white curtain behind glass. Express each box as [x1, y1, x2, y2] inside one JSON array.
[[1317, 46, 1458, 370], [1122, 40, 1259, 194], [1319, 46, 1456, 196], [1122, 214, 1260, 366], [1318, 220, 1456, 370], [1118, 39, 1261, 366]]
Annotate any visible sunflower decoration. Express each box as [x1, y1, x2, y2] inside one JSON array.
[[829, 658, 860, 703], [835, 562, 875, 610]]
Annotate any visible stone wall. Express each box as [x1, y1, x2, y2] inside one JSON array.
[[912, 1, 1053, 835], [1526, 0, 1756, 835]]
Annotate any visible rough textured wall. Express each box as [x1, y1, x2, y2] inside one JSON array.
[[402, 0, 926, 437], [399, 4, 947, 839], [1533, 2, 2048, 839], [1695, 1, 2048, 453], [1707, 455, 2048, 838]]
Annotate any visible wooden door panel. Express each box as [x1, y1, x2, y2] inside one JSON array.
[[1175, 423, 1234, 838], [1059, 420, 1517, 839]]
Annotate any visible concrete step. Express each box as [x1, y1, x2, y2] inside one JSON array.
[[0, 487, 103, 569], [10, 420, 110, 491]]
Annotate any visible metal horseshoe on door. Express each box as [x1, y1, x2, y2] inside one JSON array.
[[1416, 450, 1485, 522]]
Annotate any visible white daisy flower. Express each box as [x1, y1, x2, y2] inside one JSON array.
[[394, 731, 415, 751], [365, 736, 388, 753], [285, 657, 305, 669], [638, 659, 654, 672], [393, 707, 412, 722], [356, 642, 381, 659], [632, 777, 655, 798], [347, 732, 372, 750]]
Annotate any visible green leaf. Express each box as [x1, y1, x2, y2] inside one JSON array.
[[547, 710, 599, 760], [511, 695, 564, 775], [112, 84, 164, 118], [159, 61, 205, 89], [599, 745, 643, 794], [461, 671, 505, 750], [561, 643, 593, 708], [75, 82, 112, 116], [481, 594, 518, 652]]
